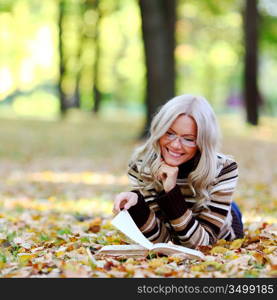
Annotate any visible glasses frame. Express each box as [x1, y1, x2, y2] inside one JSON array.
[[164, 131, 197, 148]]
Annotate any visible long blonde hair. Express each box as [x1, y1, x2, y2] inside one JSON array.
[[129, 94, 221, 208]]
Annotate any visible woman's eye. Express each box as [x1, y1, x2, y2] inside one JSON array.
[[184, 138, 194, 142]]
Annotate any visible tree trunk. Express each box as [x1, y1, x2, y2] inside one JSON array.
[[243, 0, 261, 125], [72, 7, 85, 109], [92, 30, 101, 113], [72, 75, 81, 108], [92, 0, 102, 114], [58, 0, 67, 114], [139, 0, 176, 137]]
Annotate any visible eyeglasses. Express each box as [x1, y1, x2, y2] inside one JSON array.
[[164, 131, 197, 147]]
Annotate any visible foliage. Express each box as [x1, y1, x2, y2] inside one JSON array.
[[0, 113, 276, 277], [0, 208, 276, 278], [0, 0, 277, 116]]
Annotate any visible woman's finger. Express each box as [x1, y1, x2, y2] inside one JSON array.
[[114, 195, 125, 212], [124, 197, 136, 210], [113, 200, 120, 213], [113, 192, 137, 213], [124, 202, 132, 210]]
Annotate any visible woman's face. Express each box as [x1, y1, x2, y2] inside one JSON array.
[[159, 114, 198, 167]]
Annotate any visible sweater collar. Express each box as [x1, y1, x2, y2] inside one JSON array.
[[177, 150, 201, 179]]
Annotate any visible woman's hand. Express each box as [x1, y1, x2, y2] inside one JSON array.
[[157, 162, 178, 193], [113, 192, 138, 214]]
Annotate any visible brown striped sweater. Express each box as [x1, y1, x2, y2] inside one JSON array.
[[127, 153, 240, 248]]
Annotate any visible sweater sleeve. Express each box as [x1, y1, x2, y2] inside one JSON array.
[[156, 159, 239, 248], [126, 162, 171, 243]]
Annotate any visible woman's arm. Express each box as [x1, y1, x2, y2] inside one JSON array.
[[157, 159, 239, 248], [126, 162, 172, 244]]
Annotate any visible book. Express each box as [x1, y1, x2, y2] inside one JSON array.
[[95, 210, 205, 260]]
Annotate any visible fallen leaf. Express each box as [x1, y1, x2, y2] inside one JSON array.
[[230, 239, 244, 250], [210, 246, 228, 254]]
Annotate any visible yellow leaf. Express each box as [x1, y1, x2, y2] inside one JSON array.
[[230, 239, 244, 250], [149, 258, 168, 268], [126, 258, 135, 264], [89, 217, 102, 227], [216, 239, 228, 246], [191, 265, 203, 272], [263, 247, 276, 254], [210, 246, 228, 254], [125, 264, 135, 273], [268, 269, 277, 277], [55, 251, 65, 257], [227, 255, 239, 260], [224, 252, 239, 260], [18, 253, 35, 264]]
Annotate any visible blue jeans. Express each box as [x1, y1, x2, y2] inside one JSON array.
[[231, 202, 244, 238]]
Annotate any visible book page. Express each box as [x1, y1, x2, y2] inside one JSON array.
[[152, 243, 204, 259], [111, 210, 153, 250], [95, 244, 149, 258], [99, 245, 147, 251]]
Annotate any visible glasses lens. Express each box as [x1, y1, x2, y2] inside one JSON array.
[[181, 139, 196, 147], [165, 132, 196, 147]]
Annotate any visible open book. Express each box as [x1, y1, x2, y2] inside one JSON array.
[[95, 210, 204, 260]]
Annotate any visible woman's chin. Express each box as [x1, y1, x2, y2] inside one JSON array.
[[166, 162, 180, 167], [163, 156, 183, 167]]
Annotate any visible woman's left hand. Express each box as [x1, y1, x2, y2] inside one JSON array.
[[157, 162, 178, 193]]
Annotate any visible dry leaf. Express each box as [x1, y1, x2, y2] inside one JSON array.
[[210, 246, 228, 254], [230, 239, 244, 250]]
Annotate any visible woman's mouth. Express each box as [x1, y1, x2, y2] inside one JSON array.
[[166, 147, 185, 159]]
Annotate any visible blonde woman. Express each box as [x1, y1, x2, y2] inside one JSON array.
[[113, 94, 243, 249]]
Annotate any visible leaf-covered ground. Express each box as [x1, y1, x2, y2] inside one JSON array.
[[0, 111, 276, 278]]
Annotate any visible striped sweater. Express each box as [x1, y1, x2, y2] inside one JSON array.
[[127, 153, 239, 249]]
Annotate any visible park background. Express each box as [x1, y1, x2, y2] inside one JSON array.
[[0, 0, 276, 278]]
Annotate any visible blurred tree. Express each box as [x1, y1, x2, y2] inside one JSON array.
[[112, 2, 129, 109], [139, 0, 176, 137], [58, 0, 86, 113], [72, 3, 83, 109], [243, 0, 262, 125], [0, 0, 14, 12], [82, 0, 108, 113], [58, 0, 67, 114], [91, 0, 102, 113]]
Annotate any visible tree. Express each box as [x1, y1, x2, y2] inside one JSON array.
[[91, 0, 102, 113], [139, 0, 176, 137], [243, 0, 262, 125], [70, 4, 83, 109], [58, 0, 67, 114]]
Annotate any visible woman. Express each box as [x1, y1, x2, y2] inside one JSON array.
[[113, 94, 243, 249]]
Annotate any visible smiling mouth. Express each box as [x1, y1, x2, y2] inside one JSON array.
[[166, 147, 185, 158]]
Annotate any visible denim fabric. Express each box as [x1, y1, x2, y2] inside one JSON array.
[[231, 201, 244, 238], [231, 201, 242, 220]]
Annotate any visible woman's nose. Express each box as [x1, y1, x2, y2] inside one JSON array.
[[170, 137, 182, 149]]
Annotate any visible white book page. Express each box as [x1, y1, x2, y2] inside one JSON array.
[[100, 245, 147, 251], [111, 210, 153, 250], [152, 243, 204, 259]]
